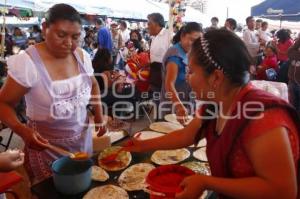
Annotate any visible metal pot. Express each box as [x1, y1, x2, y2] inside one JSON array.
[[51, 156, 93, 195]]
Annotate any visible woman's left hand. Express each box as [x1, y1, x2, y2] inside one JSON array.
[[175, 174, 206, 199], [94, 116, 107, 137]]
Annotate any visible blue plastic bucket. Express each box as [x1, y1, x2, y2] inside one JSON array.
[[51, 156, 93, 195]]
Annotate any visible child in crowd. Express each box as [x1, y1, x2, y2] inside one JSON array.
[[256, 45, 278, 80]]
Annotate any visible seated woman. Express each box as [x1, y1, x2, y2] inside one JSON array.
[[126, 29, 299, 199], [160, 22, 202, 123], [92, 48, 137, 115], [256, 45, 278, 80]]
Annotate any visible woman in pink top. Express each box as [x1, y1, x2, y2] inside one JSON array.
[[273, 29, 294, 83], [0, 4, 106, 184], [274, 29, 294, 62]]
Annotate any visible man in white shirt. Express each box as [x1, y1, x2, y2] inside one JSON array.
[[243, 16, 264, 64], [119, 20, 130, 47], [258, 21, 272, 43], [147, 12, 171, 92]]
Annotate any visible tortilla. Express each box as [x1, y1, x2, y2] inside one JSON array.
[[82, 185, 129, 199], [149, 122, 183, 134], [189, 138, 207, 148], [164, 114, 193, 125], [98, 146, 132, 171], [193, 147, 208, 162], [118, 163, 155, 191], [138, 131, 164, 140], [151, 148, 190, 165], [91, 166, 109, 182], [180, 161, 210, 175]]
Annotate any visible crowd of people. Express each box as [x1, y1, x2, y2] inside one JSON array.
[[0, 3, 299, 199]]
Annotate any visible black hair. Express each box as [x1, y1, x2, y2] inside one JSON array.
[[32, 25, 41, 33], [172, 22, 202, 44], [147, 13, 165, 28], [226, 18, 237, 31], [119, 20, 127, 29], [92, 48, 113, 72], [126, 39, 143, 53], [191, 29, 251, 86], [265, 44, 277, 55], [95, 18, 104, 26], [261, 21, 268, 27], [276, 29, 291, 43], [130, 29, 142, 42], [45, 4, 81, 25], [246, 16, 254, 24], [256, 19, 263, 23], [211, 17, 219, 22]]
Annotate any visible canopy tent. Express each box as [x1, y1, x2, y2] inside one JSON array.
[[0, 0, 209, 22], [184, 6, 210, 26], [251, 0, 300, 21]]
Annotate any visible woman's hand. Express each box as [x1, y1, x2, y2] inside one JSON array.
[[176, 104, 188, 125], [21, 127, 49, 150], [176, 174, 206, 199], [0, 149, 25, 172], [94, 115, 107, 137]]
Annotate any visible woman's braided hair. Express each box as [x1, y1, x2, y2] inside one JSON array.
[[191, 29, 252, 86]]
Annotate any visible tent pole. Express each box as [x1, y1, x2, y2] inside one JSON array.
[[1, 0, 6, 60], [168, 0, 174, 39]]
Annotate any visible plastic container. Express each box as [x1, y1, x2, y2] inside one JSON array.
[[146, 165, 195, 199], [51, 156, 93, 195]]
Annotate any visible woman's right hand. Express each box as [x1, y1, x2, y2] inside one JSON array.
[[176, 104, 189, 125], [123, 136, 145, 153], [21, 127, 49, 151]]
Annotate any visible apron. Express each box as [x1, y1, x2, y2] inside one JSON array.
[[24, 47, 93, 185]]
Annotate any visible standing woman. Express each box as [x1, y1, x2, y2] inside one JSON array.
[[0, 4, 106, 185], [273, 29, 294, 83], [160, 22, 202, 123]]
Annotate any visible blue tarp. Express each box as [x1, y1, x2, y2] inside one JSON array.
[[251, 0, 300, 21]]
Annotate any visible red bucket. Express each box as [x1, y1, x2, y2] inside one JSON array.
[[145, 165, 195, 199]]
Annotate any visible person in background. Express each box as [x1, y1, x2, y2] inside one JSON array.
[[0, 4, 106, 185], [210, 17, 219, 29], [0, 27, 13, 56], [160, 22, 202, 124], [274, 29, 294, 63], [288, 38, 300, 116], [12, 27, 27, 49], [147, 12, 171, 94], [126, 29, 299, 199], [256, 45, 278, 80], [110, 21, 122, 67], [95, 18, 113, 53], [255, 19, 263, 31], [119, 20, 130, 47], [30, 25, 42, 43], [93, 48, 114, 92], [258, 21, 272, 44], [273, 29, 294, 83], [130, 29, 149, 52], [224, 18, 237, 32], [27, 37, 37, 47], [243, 16, 264, 65]]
